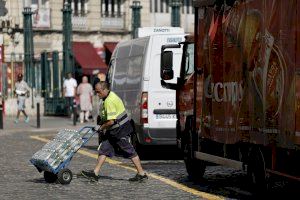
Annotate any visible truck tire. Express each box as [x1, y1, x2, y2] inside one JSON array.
[[44, 171, 57, 183], [182, 117, 206, 181], [247, 147, 267, 193]]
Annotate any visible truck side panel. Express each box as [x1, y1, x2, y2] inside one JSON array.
[[197, 0, 298, 148], [296, 0, 300, 144]]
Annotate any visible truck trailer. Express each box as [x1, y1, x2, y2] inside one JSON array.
[[161, 0, 300, 191]]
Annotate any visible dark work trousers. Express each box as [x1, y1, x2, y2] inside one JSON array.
[[65, 97, 74, 117]]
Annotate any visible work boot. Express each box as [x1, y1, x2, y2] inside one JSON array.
[[129, 173, 148, 182], [81, 170, 99, 181]]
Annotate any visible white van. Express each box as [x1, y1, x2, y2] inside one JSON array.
[[107, 27, 184, 150]]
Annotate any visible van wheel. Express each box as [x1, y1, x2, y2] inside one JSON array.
[[182, 117, 206, 181], [247, 147, 268, 193]]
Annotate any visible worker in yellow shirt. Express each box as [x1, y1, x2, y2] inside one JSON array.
[[81, 81, 148, 182]]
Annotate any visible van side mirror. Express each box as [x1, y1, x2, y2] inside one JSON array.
[[161, 51, 174, 80]]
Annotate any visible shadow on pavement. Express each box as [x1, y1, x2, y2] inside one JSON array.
[[25, 178, 50, 184], [138, 145, 183, 160], [76, 173, 128, 181], [83, 144, 183, 160]]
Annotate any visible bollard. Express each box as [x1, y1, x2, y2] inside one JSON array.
[[73, 99, 77, 126], [37, 102, 40, 128], [0, 103, 3, 129]]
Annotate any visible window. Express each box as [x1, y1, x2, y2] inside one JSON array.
[[182, 0, 192, 14], [107, 59, 115, 86], [31, 0, 48, 7], [151, 0, 191, 14], [101, 0, 123, 17], [184, 43, 194, 78], [63, 0, 88, 16]]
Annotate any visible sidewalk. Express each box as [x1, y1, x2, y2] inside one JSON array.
[[0, 115, 95, 134]]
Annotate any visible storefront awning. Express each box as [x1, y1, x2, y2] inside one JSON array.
[[103, 42, 118, 54], [72, 42, 107, 75]]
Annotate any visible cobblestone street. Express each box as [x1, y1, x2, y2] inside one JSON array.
[[0, 128, 215, 200], [0, 120, 298, 200]]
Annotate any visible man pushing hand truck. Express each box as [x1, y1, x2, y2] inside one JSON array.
[[81, 82, 148, 182]]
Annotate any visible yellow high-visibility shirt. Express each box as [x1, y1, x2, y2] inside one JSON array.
[[101, 91, 126, 121]]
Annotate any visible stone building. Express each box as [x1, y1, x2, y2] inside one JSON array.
[[0, 0, 194, 115]]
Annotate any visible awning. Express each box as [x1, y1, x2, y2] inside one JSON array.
[[72, 42, 107, 75], [103, 42, 118, 54], [103, 42, 118, 65]]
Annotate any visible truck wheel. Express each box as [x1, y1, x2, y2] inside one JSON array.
[[182, 117, 206, 182], [44, 171, 57, 183], [247, 147, 267, 193], [183, 141, 206, 181], [57, 168, 73, 185]]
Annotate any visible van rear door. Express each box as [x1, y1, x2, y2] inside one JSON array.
[[146, 35, 184, 139]]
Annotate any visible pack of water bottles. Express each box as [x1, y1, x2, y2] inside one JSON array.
[[30, 129, 86, 172]]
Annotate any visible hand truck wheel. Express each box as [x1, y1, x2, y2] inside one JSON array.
[[57, 168, 73, 184], [44, 171, 58, 183]]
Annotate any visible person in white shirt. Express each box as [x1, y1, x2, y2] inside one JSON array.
[[14, 74, 30, 123], [63, 72, 78, 117]]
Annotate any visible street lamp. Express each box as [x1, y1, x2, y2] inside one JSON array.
[[170, 0, 182, 27], [23, 7, 35, 109], [130, 1, 142, 39], [62, 2, 73, 77]]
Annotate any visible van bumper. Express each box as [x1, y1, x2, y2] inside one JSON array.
[[135, 126, 176, 145]]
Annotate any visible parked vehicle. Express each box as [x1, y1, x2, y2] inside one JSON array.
[[161, 0, 300, 191], [107, 27, 185, 153]]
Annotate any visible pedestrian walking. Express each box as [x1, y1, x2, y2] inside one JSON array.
[[77, 76, 93, 123], [81, 82, 148, 182], [63, 72, 77, 118], [14, 74, 30, 123]]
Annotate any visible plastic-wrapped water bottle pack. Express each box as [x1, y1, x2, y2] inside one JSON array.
[[31, 129, 84, 171]]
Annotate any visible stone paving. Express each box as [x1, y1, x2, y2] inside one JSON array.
[[0, 129, 201, 200], [0, 117, 298, 200]]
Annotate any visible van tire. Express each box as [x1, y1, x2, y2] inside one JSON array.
[[182, 117, 206, 182]]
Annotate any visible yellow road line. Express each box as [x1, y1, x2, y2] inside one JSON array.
[[30, 135, 225, 200]]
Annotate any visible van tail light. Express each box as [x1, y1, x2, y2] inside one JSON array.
[[141, 92, 148, 124]]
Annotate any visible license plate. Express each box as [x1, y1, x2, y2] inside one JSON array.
[[155, 114, 176, 119]]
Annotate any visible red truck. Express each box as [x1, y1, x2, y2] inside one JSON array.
[[161, 0, 300, 190]]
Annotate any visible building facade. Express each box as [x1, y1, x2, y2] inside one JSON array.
[[0, 0, 194, 115]]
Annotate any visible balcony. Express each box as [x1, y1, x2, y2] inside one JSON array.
[[100, 12, 126, 32], [72, 15, 87, 31]]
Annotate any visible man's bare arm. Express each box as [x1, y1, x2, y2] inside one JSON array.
[[99, 120, 115, 131]]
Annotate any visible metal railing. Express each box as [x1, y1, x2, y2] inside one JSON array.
[[100, 12, 126, 31], [72, 15, 87, 30]]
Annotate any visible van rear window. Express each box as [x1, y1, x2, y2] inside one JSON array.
[[118, 45, 131, 58], [130, 39, 149, 56]]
